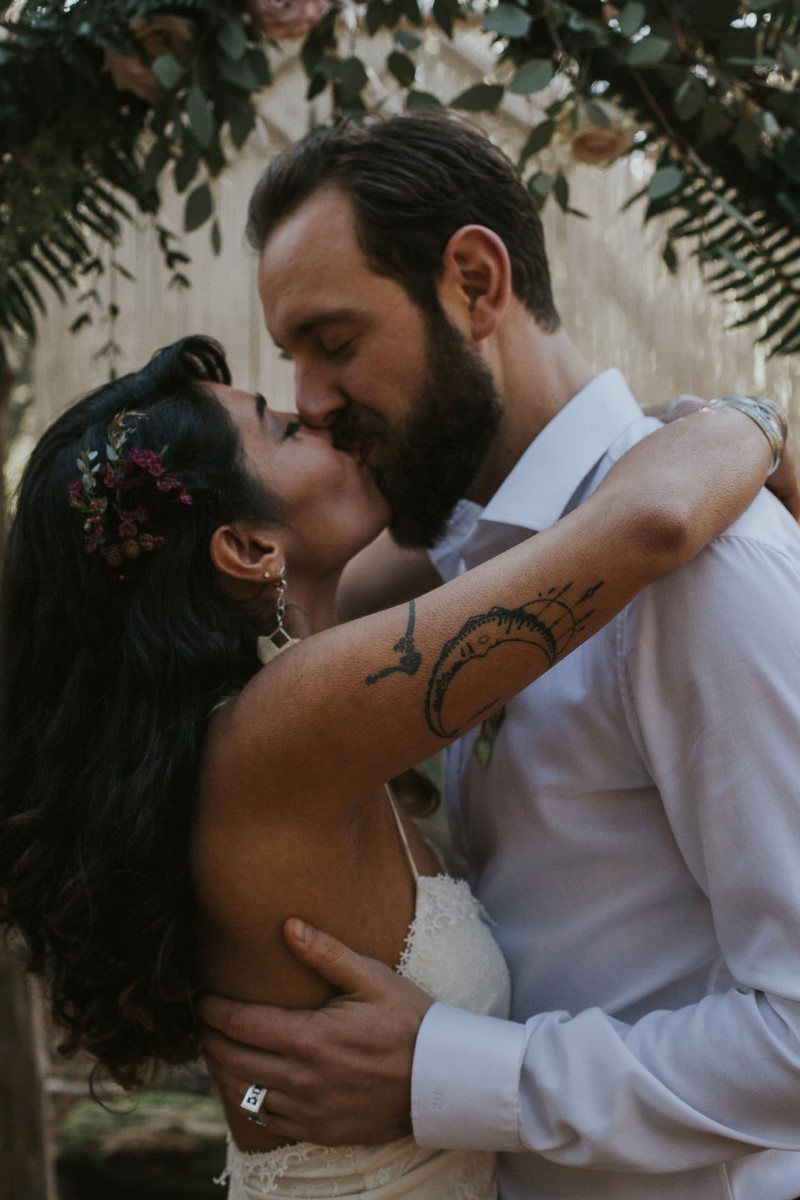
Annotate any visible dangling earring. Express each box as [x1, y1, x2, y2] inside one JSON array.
[[258, 566, 299, 663]]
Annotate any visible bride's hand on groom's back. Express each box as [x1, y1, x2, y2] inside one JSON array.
[[199, 918, 434, 1147], [644, 394, 800, 521]]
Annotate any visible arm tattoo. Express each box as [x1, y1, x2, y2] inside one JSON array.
[[424, 581, 603, 738], [365, 600, 422, 685]]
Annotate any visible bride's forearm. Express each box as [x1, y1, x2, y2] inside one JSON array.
[[595, 403, 774, 578]]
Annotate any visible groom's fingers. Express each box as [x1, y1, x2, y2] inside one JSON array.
[[282, 917, 399, 994], [198, 936, 434, 1145], [200, 994, 313, 1057], [200, 1020, 296, 1085]]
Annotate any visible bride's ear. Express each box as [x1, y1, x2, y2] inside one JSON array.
[[210, 524, 285, 585]]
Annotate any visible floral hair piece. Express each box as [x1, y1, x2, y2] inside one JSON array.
[[67, 410, 192, 571]]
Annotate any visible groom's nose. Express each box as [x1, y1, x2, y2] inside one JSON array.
[[295, 365, 347, 429]]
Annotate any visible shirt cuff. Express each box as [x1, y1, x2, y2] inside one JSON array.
[[410, 1002, 526, 1152]]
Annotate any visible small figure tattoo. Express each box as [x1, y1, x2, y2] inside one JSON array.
[[425, 581, 603, 739], [366, 600, 423, 685]]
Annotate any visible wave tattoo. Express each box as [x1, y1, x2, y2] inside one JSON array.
[[424, 582, 604, 738]]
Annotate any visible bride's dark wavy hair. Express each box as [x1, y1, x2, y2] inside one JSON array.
[[0, 335, 284, 1088]]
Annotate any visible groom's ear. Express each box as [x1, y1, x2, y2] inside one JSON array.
[[440, 225, 511, 342]]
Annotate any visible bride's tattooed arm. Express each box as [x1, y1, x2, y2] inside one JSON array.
[[365, 581, 604, 739]]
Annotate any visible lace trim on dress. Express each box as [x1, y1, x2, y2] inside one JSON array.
[[216, 1138, 358, 1195], [218, 1135, 497, 1199]]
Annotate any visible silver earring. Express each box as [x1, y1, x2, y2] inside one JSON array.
[[259, 566, 298, 661]]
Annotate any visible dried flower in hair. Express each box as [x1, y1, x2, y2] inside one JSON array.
[[67, 411, 193, 574]]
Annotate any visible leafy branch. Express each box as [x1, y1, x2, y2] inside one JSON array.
[[0, 0, 798, 366]]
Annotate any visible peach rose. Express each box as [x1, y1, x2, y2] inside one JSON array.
[[131, 16, 194, 59], [103, 17, 193, 102], [243, 0, 330, 41], [103, 50, 160, 103], [560, 100, 635, 168]]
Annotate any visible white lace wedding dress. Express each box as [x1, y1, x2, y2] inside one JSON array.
[[217, 790, 511, 1200]]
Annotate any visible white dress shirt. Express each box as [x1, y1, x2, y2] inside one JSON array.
[[412, 370, 800, 1200]]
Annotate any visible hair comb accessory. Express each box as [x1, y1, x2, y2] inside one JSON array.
[[67, 410, 193, 571]]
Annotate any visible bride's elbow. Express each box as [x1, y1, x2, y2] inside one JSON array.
[[627, 497, 696, 579]]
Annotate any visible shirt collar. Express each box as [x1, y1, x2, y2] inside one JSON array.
[[459, 369, 642, 569]]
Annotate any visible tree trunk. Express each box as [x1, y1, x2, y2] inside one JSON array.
[[0, 944, 57, 1200]]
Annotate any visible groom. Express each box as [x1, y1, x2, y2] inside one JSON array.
[[201, 114, 800, 1199]]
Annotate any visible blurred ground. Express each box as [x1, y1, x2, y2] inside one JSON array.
[[49, 1041, 226, 1199]]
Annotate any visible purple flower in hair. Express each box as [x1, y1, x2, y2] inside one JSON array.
[[127, 447, 165, 476], [156, 475, 181, 493], [70, 413, 192, 570]]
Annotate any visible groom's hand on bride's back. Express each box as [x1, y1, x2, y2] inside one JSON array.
[[199, 917, 434, 1147]]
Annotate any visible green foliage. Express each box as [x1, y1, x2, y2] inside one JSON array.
[[1, 0, 799, 360], [0, 0, 268, 360]]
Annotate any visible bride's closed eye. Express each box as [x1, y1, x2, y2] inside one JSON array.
[[283, 420, 301, 439]]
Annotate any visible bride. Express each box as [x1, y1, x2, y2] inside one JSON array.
[[0, 335, 785, 1199]]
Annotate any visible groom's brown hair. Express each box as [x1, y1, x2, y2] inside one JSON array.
[[246, 112, 560, 331]]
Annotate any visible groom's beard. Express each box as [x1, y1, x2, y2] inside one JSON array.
[[332, 308, 501, 549]]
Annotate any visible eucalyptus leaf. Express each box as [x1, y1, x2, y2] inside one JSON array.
[[187, 85, 214, 149], [395, 30, 422, 51], [673, 75, 706, 122], [432, 0, 455, 37], [519, 119, 555, 166], [151, 54, 183, 90], [527, 171, 552, 207], [217, 18, 248, 62], [406, 89, 443, 111], [618, 1, 646, 38], [648, 164, 684, 200], [174, 148, 199, 194], [387, 50, 416, 87], [508, 59, 555, 94], [553, 172, 569, 211], [365, 0, 385, 35], [336, 56, 369, 98], [219, 51, 262, 90], [401, 0, 424, 25], [451, 83, 505, 111], [662, 241, 678, 273], [229, 103, 256, 150], [243, 48, 270, 88], [141, 138, 171, 193], [734, 117, 760, 160], [307, 71, 327, 101], [484, 3, 532, 39], [184, 183, 213, 234], [627, 35, 672, 65]]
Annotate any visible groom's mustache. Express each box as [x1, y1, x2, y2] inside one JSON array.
[[330, 407, 392, 456]]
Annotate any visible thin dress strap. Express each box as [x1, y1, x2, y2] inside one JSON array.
[[384, 784, 420, 884]]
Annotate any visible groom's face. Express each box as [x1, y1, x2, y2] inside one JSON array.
[[257, 187, 501, 548]]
